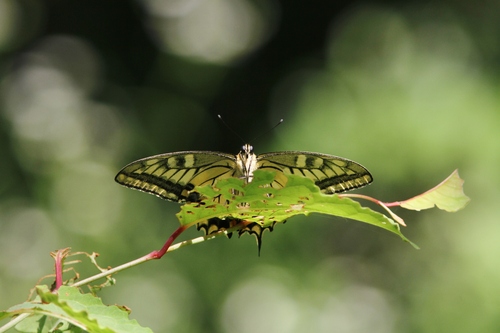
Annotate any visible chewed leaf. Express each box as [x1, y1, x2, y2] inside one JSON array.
[[177, 170, 417, 247], [399, 170, 470, 212]]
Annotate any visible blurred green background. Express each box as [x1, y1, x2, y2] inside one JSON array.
[[0, 0, 498, 332]]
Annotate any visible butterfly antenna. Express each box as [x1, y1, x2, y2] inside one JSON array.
[[249, 118, 284, 143], [218, 114, 284, 144], [217, 114, 246, 144]]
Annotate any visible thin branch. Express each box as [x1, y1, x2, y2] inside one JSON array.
[[0, 313, 30, 333], [340, 193, 406, 226], [72, 225, 241, 288]]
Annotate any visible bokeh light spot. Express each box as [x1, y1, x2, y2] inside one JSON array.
[[141, 0, 275, 63]]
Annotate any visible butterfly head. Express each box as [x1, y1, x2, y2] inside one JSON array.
[[242, 144, 253, 155]]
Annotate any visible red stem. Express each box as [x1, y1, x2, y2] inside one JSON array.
[[381, 201, 402, 207], [146, 225, 189, 260], [53, 249, 65, 291]]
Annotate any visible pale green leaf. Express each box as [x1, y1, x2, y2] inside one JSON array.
[[400, 170, 470, 212]]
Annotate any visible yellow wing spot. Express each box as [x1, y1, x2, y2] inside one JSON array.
[[163, 169, 178, 179], [345, 169, 357, 175], [330, 165, 345, 176], [302, 169, 317, 179], [165, 155, 194, 168], [295, 155, 323, 168], [152, 166, 168, 177], [144, 159, 158, 166], [295, 155, 308, 168], [115, 174, 127, 183], [333, 160, 347, 167], [179, 168, 197, 183], [311, 169, 325, 179], [309, 157, 324, 168], [167, 157, 178, 168], [184, 154, 195, 168]]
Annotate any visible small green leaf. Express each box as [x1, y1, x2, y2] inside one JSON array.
[[4, 286, 152, 333], [399, 170, 470, 212]]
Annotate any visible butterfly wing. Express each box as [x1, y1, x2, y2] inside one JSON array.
[[197, 217, 276, 255], [256, 151, 373, 194], [115, 151, 239, 203]]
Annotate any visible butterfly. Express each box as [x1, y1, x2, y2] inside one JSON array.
[[115, 144, 372, 201], [115, 144, 373, 250]]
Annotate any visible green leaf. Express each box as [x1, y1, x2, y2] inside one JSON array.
[[177, 170, 416, 247], [399, 169, 470, 212], [4, 286, 152, 333], [0, 311, 9, 322]]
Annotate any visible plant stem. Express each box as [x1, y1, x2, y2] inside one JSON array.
[[340, 193, 406, 226], [72, 225, 240, 288], [0, 313, 30, 333], [147, 225, 188, 259]]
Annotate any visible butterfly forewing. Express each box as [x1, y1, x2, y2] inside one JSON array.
[[115, 151, 238, 202], [256, 151, 373, 193]]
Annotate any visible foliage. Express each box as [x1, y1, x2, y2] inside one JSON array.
[[0, 170, 469, 332], [1, 286, 152, 333], [178, 170, 413, 244], [179, 169, 469, 246]]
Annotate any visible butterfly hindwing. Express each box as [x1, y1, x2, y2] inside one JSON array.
[[197, 218, 277, 255], [115, 151, 238, 203], [256, 151, 373, 193]]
